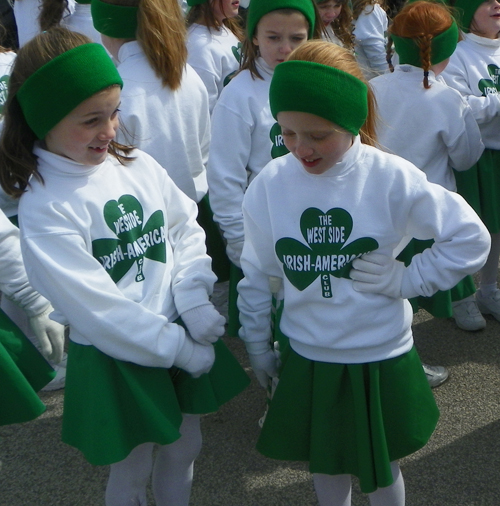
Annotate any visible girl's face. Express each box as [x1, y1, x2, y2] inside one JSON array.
[[253, 11, 309, 69], [279, 111, 354, 175], [317, 1, 343, 26], [44, 86, 121, 166], [211, 0, 240, 23], [471, 0, 500, 39]]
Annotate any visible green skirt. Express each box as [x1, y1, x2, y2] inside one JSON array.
[[62, 338, 250, 466], [0, 308, 55, 426], [256, 344, 439, 494], [197, 194, 231, 282], [227, 263, 243, 337], [454, 148, 500, 234], [397, 239, 476, 317]]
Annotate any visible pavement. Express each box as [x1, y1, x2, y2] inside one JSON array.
[[1, 306, 500, 506]]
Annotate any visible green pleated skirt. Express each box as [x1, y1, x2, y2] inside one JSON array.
[[397, 239, 476, 317], [62, 338, 250, 466], [0, 308, 55, 426], [197, 194, 231, 282], [454, 148, 500, 234], [256, 344, 439, 494]]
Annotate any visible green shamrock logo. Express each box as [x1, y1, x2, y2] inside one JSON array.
[[270, 122, 289, 159], [0, 75, 9, 115], [231, 42, 242, 63], [478, 64, 500, 96], [275, 208, 378, 298], [92, 195, 166, 283]]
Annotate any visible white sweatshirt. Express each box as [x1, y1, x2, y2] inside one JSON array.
[[115, 41, 210, 203], [370, 64, 484, 191], [323, 25, 343, 47], [353, 3, 389, 80], [63, 3, 102, 44], [208, 58, 280, 250], [441, 33, 500, 150], [187, 23, 241, 114], [19, 147, 216, 368], [238, 137, 490, 364]]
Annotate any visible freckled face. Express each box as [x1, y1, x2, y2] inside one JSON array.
[[44, 86, 121, 166], [278, 111, 354, 175]]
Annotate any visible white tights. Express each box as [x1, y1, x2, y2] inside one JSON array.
[[105, 414, 202, 506], [313, 462, 405, 506]]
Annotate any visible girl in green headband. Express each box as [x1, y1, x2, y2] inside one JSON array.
[[0, 25, 249, 506], [440, 0, 500, 329], [238, 39, 489, 506], [372, 1, 485, 339]]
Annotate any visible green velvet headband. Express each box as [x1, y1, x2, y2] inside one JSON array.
[[91, 0, 138, 39], [187, 0, 207, 5], [453, 0, 484, 33], [392, 20, 459, 67], [17, 43, 123, 140], [247, 0, 316, 39], [270, 60, 368, 136]]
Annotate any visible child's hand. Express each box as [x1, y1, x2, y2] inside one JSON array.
[[181, 304, 226, 345], [350, 252, 405, 299], [28, 305, 65, 364], [248, 350, 278, 389], [173, 336, 215, 378]]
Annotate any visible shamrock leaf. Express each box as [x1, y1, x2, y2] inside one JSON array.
[[478, 64, 500, 97], [275, 207, 378, 298], [231, 42, 242, 63], [270, 122, 290, 159], [92, 195, 166, 283]]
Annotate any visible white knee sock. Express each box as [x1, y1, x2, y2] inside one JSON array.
[[105, 442, 154, 506], [480, 232, 500, 291], [152, 414, 202, 506], [368, 462, 405, 506], [313, 473, 352, 506]]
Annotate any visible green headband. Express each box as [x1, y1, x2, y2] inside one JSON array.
[[453, 0, 484, 33], [91, 0, 138, 39], [270, 60, 368, 136], [392, 20, 459, 67], [187, 0, 207, 5], [247, 0, 316, 39], [76, 0, 91, 4], [17, 43, 123, 140]]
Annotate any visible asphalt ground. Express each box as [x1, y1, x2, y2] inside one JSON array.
[[1, 306, 499, 506]]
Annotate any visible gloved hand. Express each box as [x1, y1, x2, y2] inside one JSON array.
[[173, 335, 215, 378], [350, 252, 406, 299], [226, 240, 244, 268], [248, 349, 279, 389], [28, 305, 65, 364], [181, 303, 225, 345]]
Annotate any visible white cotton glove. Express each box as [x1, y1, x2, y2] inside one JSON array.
[[173, 335, 215, 378], [226, 240, 244, 268], [248, 349, 279, 389], [28, 305, 65, 364], [350, 252, 406, 299], [181, 303, 225, 345]]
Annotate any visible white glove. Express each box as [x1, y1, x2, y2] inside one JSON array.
[[350, 252, 406, 299], [28, 305, 65, 364], [173, 335, 215, 378], [226, 240, 244, 268], [248, 350, 279, 389], [181, 304, 225, 345]]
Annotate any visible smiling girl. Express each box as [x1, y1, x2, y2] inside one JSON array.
[[442, 0, 500, 328], [0, 26, 249, 506], [237, 39, 490, 506], [207, 0, 318, 335]]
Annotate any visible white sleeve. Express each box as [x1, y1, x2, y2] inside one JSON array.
[[400, 178, 490, 299], [208, 100, 252, 246], [0, 210, 48, 316]]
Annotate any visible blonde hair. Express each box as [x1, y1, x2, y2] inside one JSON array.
[[104, 0, 187, 90], [286, 40, 378, 146]]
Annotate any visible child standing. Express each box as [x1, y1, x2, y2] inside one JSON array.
[[0, 27, 249, 506], [316, 0, 354, 50], [352, 0, 390, 79], [186, 0, 244, 113], [442, 0, 500, 327], [370, 1, 485, 338], [237, 40, 490, 505], [208, 0, 317, 335]]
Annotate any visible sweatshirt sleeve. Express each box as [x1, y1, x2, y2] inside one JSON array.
[[208, 96, 252, 247], [400, 175, 490, 299]]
